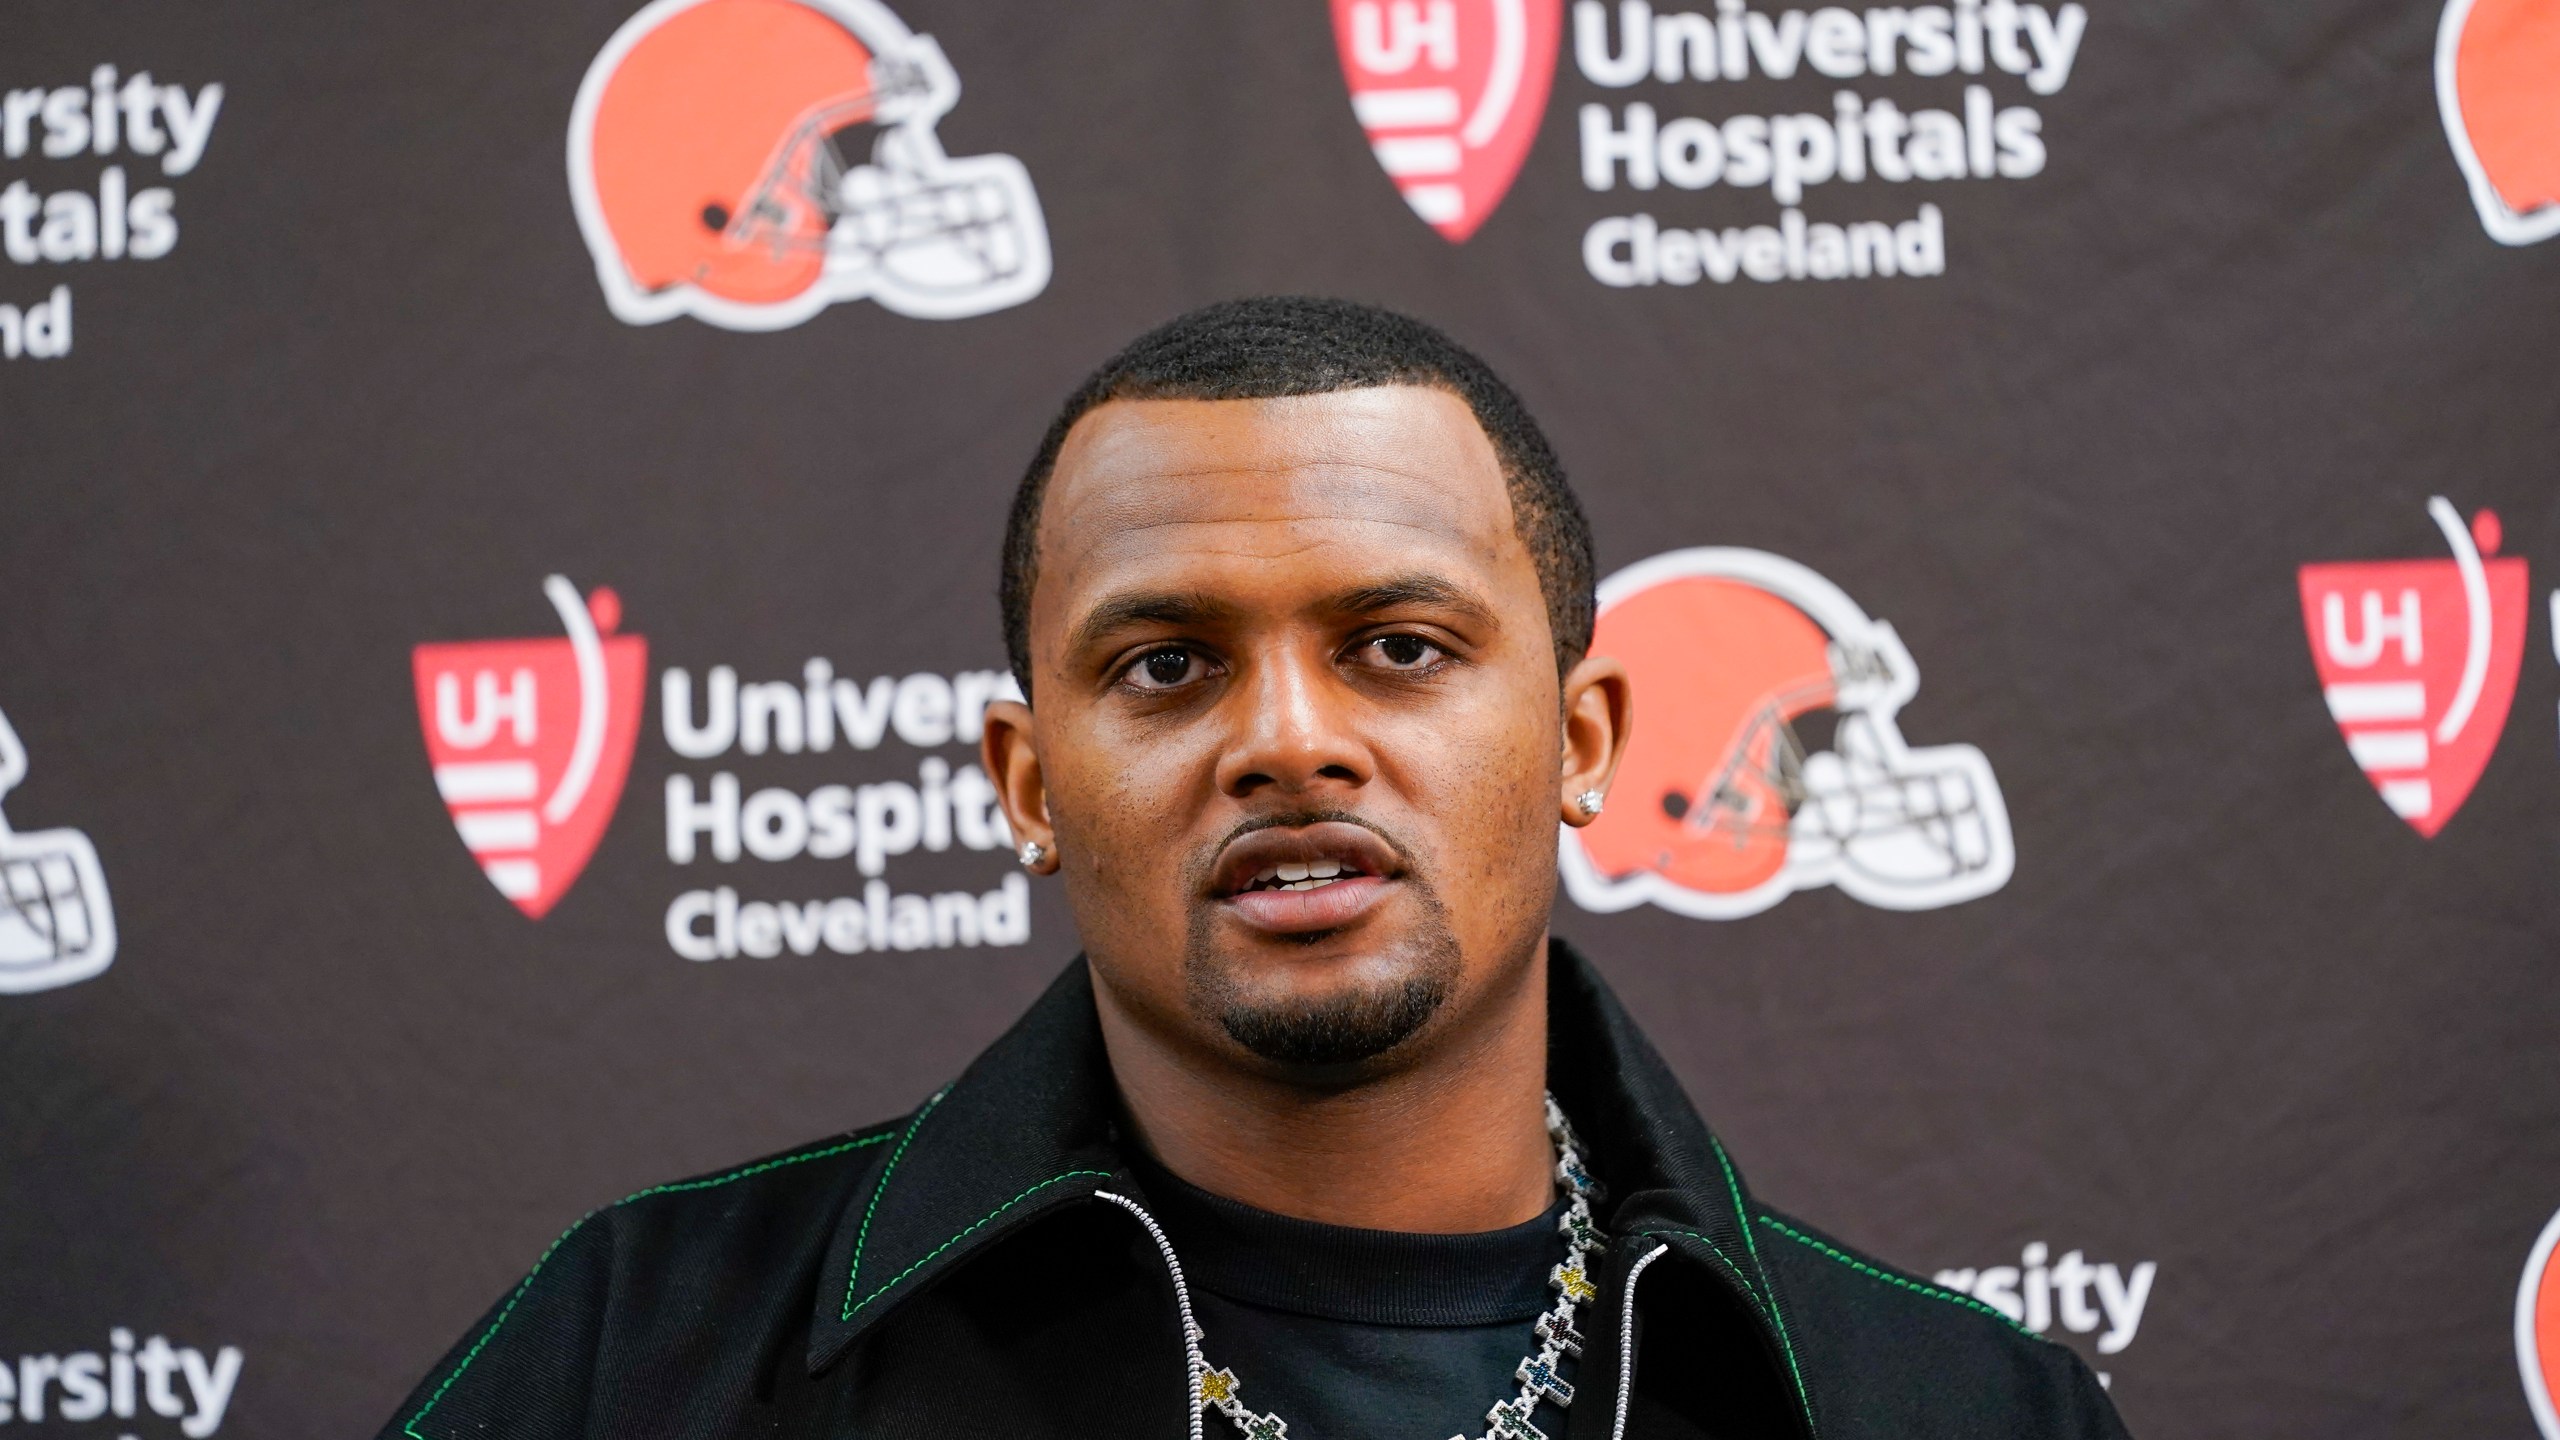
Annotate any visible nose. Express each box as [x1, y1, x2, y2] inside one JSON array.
[[1213, 644, 1374, 802]]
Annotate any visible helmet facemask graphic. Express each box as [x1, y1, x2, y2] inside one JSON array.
[[0, 704, 117, 994], [1793, 647, 2008, 902], [830, 123, 1042, 308], [1563, 548, 2015, 920], [571, 0, 1051, 330]]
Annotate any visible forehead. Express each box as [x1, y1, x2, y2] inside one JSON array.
[[1035, 387, 1528, 618]]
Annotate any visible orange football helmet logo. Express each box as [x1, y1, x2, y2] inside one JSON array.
[[569, 0, 1050, 329], [1563, 548, 2014, 919]]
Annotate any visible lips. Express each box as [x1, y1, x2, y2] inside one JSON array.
[[1208, 820, 1403, 935]]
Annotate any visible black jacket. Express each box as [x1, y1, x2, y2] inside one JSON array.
[[381, 943, 2130, 1439]]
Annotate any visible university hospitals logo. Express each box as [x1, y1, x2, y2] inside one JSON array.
[[1562, 548, 2014, 920], [413, 578, 646, 918], [1333, 0, 1562, 240], [569, 0, 1051, 330], [2521, 1205, 2560, 1439], [2297, 499, 2526, 837], [0, 702, 116, 993], [2437, 0, 2560, 245]]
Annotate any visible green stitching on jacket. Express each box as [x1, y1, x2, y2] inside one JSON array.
[[401, 1132, 893, 1440], [839, 1088, 948, 1319], [1708, 1138, 1813, 1432], [1756, 1213, 2050, 1343], [1643, 1222, 1815, 1437], [1635, 1226, 1756, 1297], [402, 1214, 594, 1440], [1705, 1136, 1770, 1291], [839, 1169, 1114, 1321]]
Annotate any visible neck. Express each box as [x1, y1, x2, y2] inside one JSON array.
[[1095, 940, 1555, 1234]]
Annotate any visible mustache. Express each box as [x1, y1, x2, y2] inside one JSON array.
[[1187, 807, 1418, 892]]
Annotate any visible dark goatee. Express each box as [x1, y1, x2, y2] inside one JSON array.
[[1183, 807, 1462, 1067]]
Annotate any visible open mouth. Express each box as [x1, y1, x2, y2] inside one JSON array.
[[1210, 820, 1401, 899], [1236, 858, 1368, 894], [1207, 820, 1405, 934]]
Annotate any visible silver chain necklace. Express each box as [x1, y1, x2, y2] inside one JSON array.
[[1186, 1094, 1606, 1440]]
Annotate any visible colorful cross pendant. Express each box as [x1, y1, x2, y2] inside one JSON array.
[[1485, 1397, 1550, 1440], [1536, 1310, 1586, 1357], [1550, 1258, 1597, 1303], [1560, 1203, 1606, 1253], [1516, 1355, 1575, 1407]]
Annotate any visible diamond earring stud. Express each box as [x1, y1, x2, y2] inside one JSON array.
[[1574, 790, 1605, 819], [1017, 841, 1047, 869]]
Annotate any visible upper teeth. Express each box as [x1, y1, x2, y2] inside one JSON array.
[[1249, 859, 1347, 891]]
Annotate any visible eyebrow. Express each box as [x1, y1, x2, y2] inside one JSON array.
[[1329, 572, 1501, 631], [1063, 590, 1243, 659]]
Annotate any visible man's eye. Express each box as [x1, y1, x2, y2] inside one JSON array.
[[1363, 635, 1443, 670], [1126, 648, 1204, 690]]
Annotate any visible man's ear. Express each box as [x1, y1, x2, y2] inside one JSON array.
[[1558, 653, 1632, 828], [980, 698, 1060, 872]]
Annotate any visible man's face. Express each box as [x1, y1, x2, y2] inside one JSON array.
[[986, 386, 1618, 1080]]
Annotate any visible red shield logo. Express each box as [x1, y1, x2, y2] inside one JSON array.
[[1332, 0, 1561, 242], [2297, 500, 2526, 838], [2522, 1205, 2560, 1439], [2438, 0, 2560, 244], [412, 578, 646, 918]]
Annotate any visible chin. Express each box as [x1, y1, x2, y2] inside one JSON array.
[[1189, 927, 1463, 1070]]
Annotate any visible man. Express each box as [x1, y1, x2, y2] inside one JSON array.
[[381, 298, 2129, 1439]]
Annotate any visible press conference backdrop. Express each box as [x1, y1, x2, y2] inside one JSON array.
[[3, 0, 2556, 1434]]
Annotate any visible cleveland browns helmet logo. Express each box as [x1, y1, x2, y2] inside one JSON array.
[[1562, 548, 2015, 920], [2438, 0, 2560, 244], [569, 0, 1051, 329]]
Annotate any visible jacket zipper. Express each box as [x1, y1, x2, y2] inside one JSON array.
[[1611, 1243, 1672, 1440], [1095, 1190, 1209, 1440]]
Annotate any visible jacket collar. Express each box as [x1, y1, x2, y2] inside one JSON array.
[[807, 938, 1782, 1375]]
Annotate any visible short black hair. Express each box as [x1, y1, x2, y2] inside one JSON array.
[[1000, 296, 1594, 694]]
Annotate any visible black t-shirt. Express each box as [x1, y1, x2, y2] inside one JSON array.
[[1131, 1155, 1577, 1440]]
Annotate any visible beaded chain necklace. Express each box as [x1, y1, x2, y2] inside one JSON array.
[[1187, 1094, 1606, 1440]]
